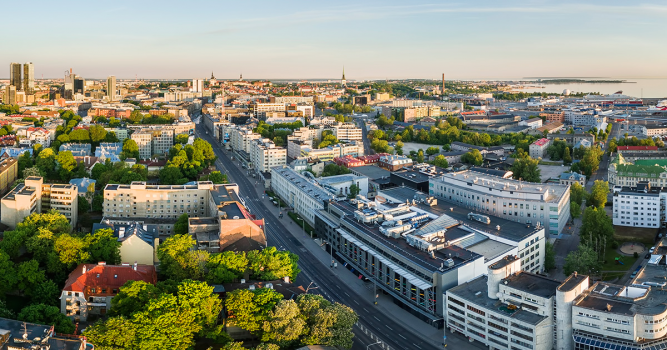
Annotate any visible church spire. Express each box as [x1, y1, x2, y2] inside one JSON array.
[[341, 66, 346, 86]]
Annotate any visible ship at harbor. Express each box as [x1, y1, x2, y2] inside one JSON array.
[[578, 91, 643, 107]]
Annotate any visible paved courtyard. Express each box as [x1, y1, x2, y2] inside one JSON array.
[[538, 164, 568, 182]]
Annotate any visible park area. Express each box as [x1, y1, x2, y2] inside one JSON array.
[[597, 227, 657, 281]]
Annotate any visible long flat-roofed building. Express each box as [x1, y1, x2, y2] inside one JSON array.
[[429, 170, 571, 236], [314, 185, 547, 328]]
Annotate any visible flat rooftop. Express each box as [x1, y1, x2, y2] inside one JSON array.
[[2, 183, 35, 201], [503, 272, 561, 299], [391, 170, 432, 183], [448, 275, 549, 326], [272, 166, 335, 202], [351, 165, 390, 180], [380, 186, 543, 242], [327, 200, 482, 273], [435, 170, 569, 202]]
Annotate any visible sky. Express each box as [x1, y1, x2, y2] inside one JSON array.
[[2, 0, 667, 80]]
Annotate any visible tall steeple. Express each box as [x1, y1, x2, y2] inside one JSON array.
[[341, 66, 346, 86]]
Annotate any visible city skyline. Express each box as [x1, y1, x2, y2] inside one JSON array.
[[1, 0, 666, 80]]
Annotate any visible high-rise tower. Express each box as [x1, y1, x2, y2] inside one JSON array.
[[9, 63, 22, 91], [23, 62, 34, 94], [107, 75, 116, 101], [341, 67, 346, 86]]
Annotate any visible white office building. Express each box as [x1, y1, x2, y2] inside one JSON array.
[[612, 183, 665, 228], [271, 166, 335, 226], [429, 170, 571, 236], [250, 138, 287, 174]]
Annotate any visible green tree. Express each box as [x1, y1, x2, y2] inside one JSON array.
[[110, 280, 164, 318], [562, 146, 572, 164], [580, 206, 614, 247], [348, 184, 361, 199], [89, 125, 108, 143], [511, 157, 542, 183], [208, 171, 226, 184], [0, 230, 27, 259], [0, 251, 17, 298], [174, 213, 189, 236], [85, 228, 121, 265], [56, 150, 77, 181], [22, 166, 41, 178], [0, 300, 15, 319], [297, 294, 357, 349], [563, 244, 600, 276], [81, 316, 137, 349], [159, 166, 187, 185], [261, 299, 307, 346], [175, 134, 189, 144], [157, 234, 208, 281], [425, 146, 440, 156], [570, 202, 581, 219], [247, 247, 300, 281], [206, 251, 249, 284], [588, 180, 609, 208], [461, 149, 483, 166], [432, 154, 449, 168], [17, 260, 46, 296], [78, 195, 90, 214], [35, 147, 56, 178], [54, 234, 90, 269], [18, 304, 76, 334], [225, 288, 283, 333], [18, 151, 33, 174], [570, 182, 587, 206], [121, 139, 140, 159], [544, 241, 556, 271], [417, 150, 425, 163], [92, 193, 104, 211], [30, 280, 61, 306]]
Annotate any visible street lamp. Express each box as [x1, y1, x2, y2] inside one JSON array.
[[367, 341, 381, 350]]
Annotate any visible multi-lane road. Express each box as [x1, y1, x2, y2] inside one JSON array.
[[194, 122, 444, 350]]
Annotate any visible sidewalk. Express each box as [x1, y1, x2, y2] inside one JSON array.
[[250, 182, 448, 348]]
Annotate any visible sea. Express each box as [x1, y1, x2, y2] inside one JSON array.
[[510, 78, 667, 99]]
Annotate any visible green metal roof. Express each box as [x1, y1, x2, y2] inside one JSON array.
[[616, 163, 667, 178], [635, 159, 667, 167]]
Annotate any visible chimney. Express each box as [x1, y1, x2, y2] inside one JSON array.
[[283, 276, 290, 283], [98, 261, 106, 266], [82, 265, 87, 274], [133, 262, 137, 271]]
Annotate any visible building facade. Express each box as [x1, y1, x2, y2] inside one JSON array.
[[429, 170, 571, 235], [250, 138, 287, 174], [1, 176, 78, 229], [529, 138, 551, 159]]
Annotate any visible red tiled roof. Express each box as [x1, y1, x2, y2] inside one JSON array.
[[63, 263, 157, 296], [617, 146, 658, 151], [533, 138, 550, 147]]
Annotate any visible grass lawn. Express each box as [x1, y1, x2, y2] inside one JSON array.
[[599, 247, 638, 281], [613, 226, 657, 246], [538, 160, 563, 166]]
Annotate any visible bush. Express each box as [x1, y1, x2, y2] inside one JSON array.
[[611, 241, 619, 249], [634, 252, 639, 259]]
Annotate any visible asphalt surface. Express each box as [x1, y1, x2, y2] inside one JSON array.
[[194, 123, 444, 350]]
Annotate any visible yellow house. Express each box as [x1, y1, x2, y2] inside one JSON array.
[[118, 225, 159, 265]]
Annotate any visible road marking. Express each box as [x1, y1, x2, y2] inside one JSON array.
[[385, 325, 392, 330], [364, 308, 369, 312], [373, 316, 380, 321], [344, 292, 350, 297], [413, 344, 421, 349], [398, 334, 406, 339], [353, 300, 359, 305]]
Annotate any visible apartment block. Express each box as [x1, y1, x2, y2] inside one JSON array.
[[270, 96, 314, 104], [250, 138, 287, 174], [529, 138, 551, 159], [230, 127, 261, 154], [429, 170, 571, 235], [131, 130, 153, 159], [612, 182, 664, 228], [539, 111, 565, 124], [102, 181, 219, 222], [331, 123, 362, 142], [0, 157, 18, 195], [1, 176, 78, 229], [252, 102, 286, 115], [378, 154, 413, 171], [271, 166, 335, 227]]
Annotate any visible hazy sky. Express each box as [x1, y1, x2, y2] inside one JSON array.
[[3, 0, 667, 80]]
